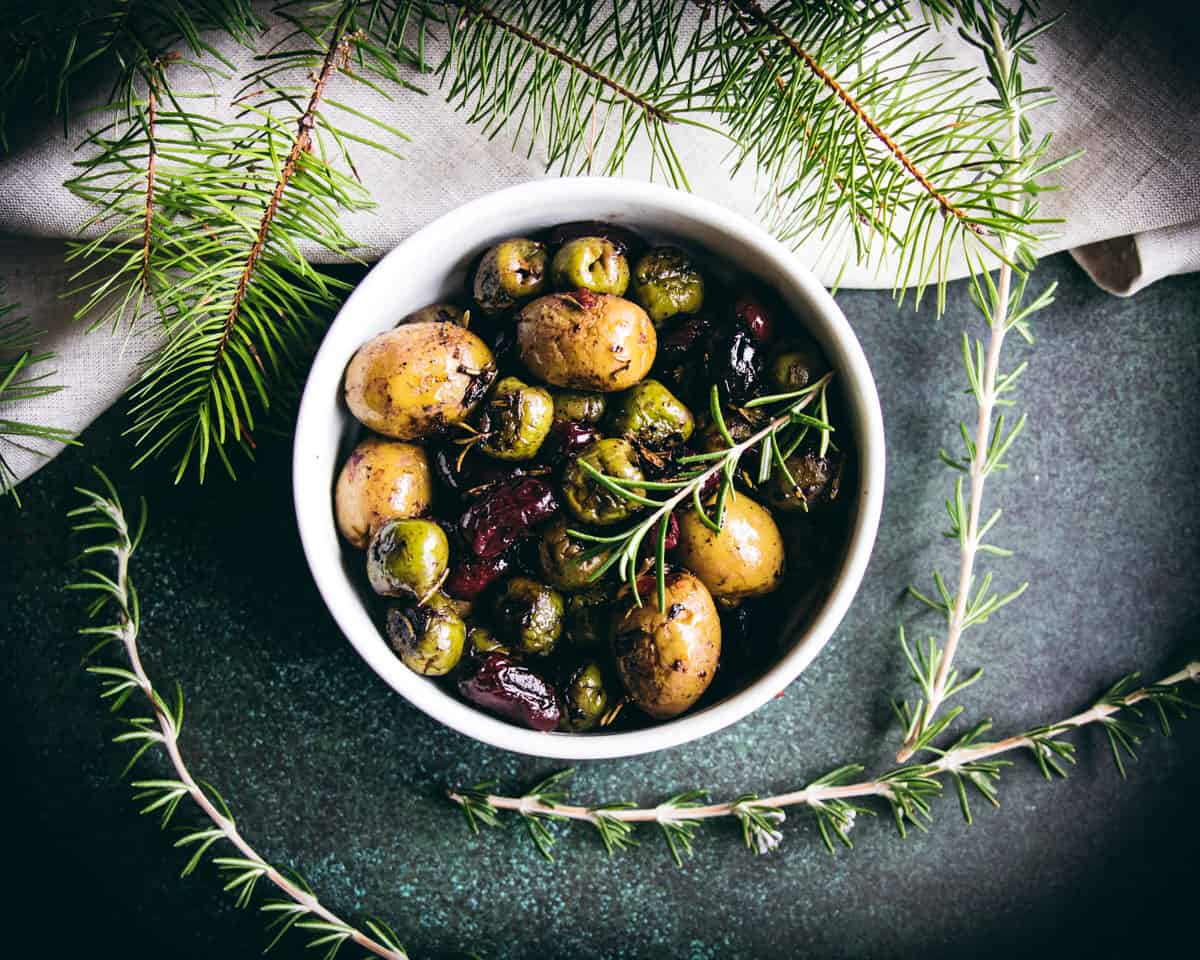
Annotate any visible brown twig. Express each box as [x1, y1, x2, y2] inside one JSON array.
[[140, 68, 159, 294]]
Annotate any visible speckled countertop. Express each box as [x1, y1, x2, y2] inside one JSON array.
[[2, 252, 1197, 960]]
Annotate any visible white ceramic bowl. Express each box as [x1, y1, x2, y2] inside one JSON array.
[[294, 178, 884, 760]]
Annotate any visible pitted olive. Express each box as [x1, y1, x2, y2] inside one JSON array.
[[564, 588, 613, 648], [366, 518, 449, 598], [478, 376, 554, 461], [550, 236, 630, 296], [764, 448, 842, 511], [605, 379, 694, 447], [559, 660, 611, 732], [492, 576, 564, 655], [538, 517, 610, 591], [631, 246, 704, 325], [552, 390, 607, 425], [386, 593, 465, 676], [400, 302, 466, 326], [563, 438, 645, 526], [473, 238, 547, 313], [335, 438, 433, 549]]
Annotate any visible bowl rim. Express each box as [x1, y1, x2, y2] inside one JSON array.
[[293, 176, 885, 760]]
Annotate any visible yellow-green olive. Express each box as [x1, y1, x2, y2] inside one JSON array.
[[697, 406, 766, 453], [559, 660, 611, 732], [631, 246, 705, 325], [764, 448, 842, 511], [550, 236, 630, 296], [473, 238, 547, 313], [767, 345, 827, 392], [552, 390, 607, 425], [344, 322, 496, 440], [400, 302, 466, 326], [467, 624, 509, 656], [538, 518, 610, 592], [516, 291, 656, 392], [386, 593, 465, 676], [675, 495, 785, 603], [564, 587, 613, 648], [562, 438, 645, 526], [479, 376, 554, 461], [612, 570, 721, 719], [493, 577, 564, 655], [335, 438, 433, 549], [605, 379, 694, 447], [366, 518, 449, 599]]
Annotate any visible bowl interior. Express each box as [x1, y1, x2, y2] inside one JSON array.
[[294, 178, 884, 760]]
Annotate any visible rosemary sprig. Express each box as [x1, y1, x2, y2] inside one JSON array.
[[569, 374, 834, 612], [449, 661, 1199, 861]]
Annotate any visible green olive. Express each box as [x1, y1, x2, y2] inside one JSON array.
[[386, 593, 465, 676], [559, 660, 611, 732], [366, 518, 449, 599], [538, 518, 610, 592], [630, 246, 704, 325], [473, 238, 547, 314], [675, 495, 785, 603], [612, 570, 721, 719], [767, 346, 826, 393], [605, 379, 694, 447], [552, 390, 607, 426], [697, 405, 766, 453], [479, 376, 554, 461], [550, 236, 630, 296], [400, 302, 466, 326], [564, 588, 613, 648], [467, 624, 509, 656], [764, 448, 842, 512], [563, 438, 645, 526], [493, 577, 564, 656]]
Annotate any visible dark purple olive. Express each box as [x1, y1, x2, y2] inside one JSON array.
[[458, 653, 561, 731], [434, 447, 548, 499], [734, 297, 775, 343], [547, 220, 643, 259], [444, 553, 511, 601], [708, 327, 764, 402], [639, 510, 680, 559], [539, 420, 602, 465], [658, 313, 714, 367], [459, 476, 559, 558]]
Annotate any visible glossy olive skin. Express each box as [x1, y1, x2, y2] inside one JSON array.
[[344, 322, 496, 440], [562, 438, 645, 526], [400, 302, 466, 326], [612, 570, 721, 719], [473, 238, 547, 313], [366, 518, 449, 598], [697, 406, 766, 453], [538, 518, 609, 592], [767, 345, 826, 392], [564, 587, 612, 648], [479, 376, 554, 461], [516, 291, 656, 391], [631, 246, 705, 325], [675, 495, 785, 603], [335, 438, 433, 549], [492, 576, 564, 655], [551, 390, 606, 425], [605, 379, 695, 447], [386, 593, 466, 676], [765, 448, 842, 511], [550, 236, 630, 296], [458, 653, 561, 731], [559, 660, 610, 732], [467, 624, 509, 657]]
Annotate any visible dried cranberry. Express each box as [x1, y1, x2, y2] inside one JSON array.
[[459, 477, 559, 558], [547, 220, 643, 258], [734, 297, 774, 342], [708, 327, 764, 402], [444, 553, 511, 601], [458, 653, 561, 731], [540, 420, 602, 465]]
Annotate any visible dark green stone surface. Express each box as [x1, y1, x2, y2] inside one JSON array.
[[2, 253, 1197, 959]]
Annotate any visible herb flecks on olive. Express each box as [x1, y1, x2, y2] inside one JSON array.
[[386, 593, 465, 676], [335, 438, 433, 549], [551, 236, 630, 296], [366, 519, 450, 599], [493, 576, 564, 655], [560, 660, 611, 732], [478, 376, 554, 462], [765, 448, 843, 512], [552, 390, 607, 425], [631, 246, 704, 325], [517, 290, 656, 392], [605, 379, 695, 447], [539, 517, 611, 592], [564, 587, 612, 648], [473, 238, 547, 313], [563, 438, 645, 526], [675, 495, 785, 603], [400, 302, 466, 326]]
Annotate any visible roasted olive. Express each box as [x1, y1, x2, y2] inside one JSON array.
[[675, 495, 785, 603], [767, 342, 827, 393], [458, 476, 559, 558], [366, 519, 449, 598], [478, 376, 554, 461], [697, 405, 767, 453], [344, 322, 496, 439], [473, 238, 547, 313], [538, 517, 610, 592], [733, 297, 774, 342], [564, 587, 613, 648], [335, 438, 433, 549], [764, 448, 843, 511], [631, 246, 705, 325], [552, 390, 607, 425], [492, 577, 564, 655], [400, 302, 466, 326], [612, 570, 721, 719], [444, 552, 511, 601], [548, 220, 642, 257], [559, 660, 611, 732], [458, 653, 561, 731], [517, 291, 656, 391], [539, 420, 603, 466], [563, 438, 645, 526], [708, 326, 763, 403], [386, 593, 466, 676], [605, 379, 695, 447], [550, 237, 630, 296], [467, 624, 509, 656]]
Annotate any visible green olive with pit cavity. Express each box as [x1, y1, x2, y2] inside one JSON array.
[[366, 518, 449, 599], [768, 347, 826, 393], [467, 624, 509, 656], [631, 246, 705, 325], [479, 376, 554, 461], [605, 379, 694, 447], [400, 302, 466, 326], [563, 438, 645, 526], [552, 390, 606, 425], [675, 495, 785, 603], [539, 518, 610, 592], [559, 660, 611, 732], [764, 448, 842, 512], [697, 405, 766, 453], [550, 236, 630, 296], [473, 238, 547, 314], [492, 577, 564, 655], [564, 588, 613, 648], [386, 593, 465, 676]]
